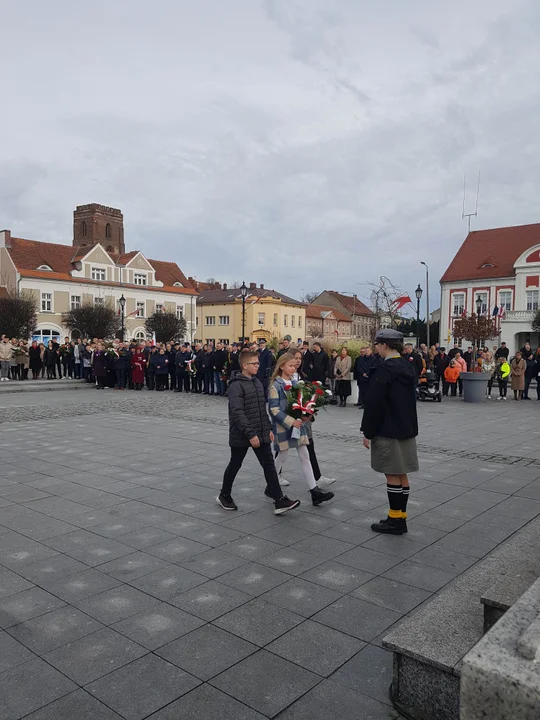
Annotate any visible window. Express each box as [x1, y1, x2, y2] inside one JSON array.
[[37, 264, 53, 271], [105, 223, 111, 239], [91, 267, 106, 281], [32, 328, 61, 344], [205, 316, 216, 326], [94, 297, 104, 306], [273, 313, 278, 326], [219, 338, 230, 345], [452, 293, 465, 316], [156, 304, 163, 313], [70, 295, 81, 310], [134, 273, 147, 286], [81, 221, 87, 237], [476, 292, 488, 315], [41, 292, 52, 312], [499, 291, 512, 312], [284, 314, 288, 327], [134, 330, 146, 341], [176, 305, 184, 320], [291, 315, 295, 328], [219, 316, 230, 325], [136, 302, 145, 318], [258, 312, 265, 326], [298, 316, 302, 328], [526, 290, 539, 311]]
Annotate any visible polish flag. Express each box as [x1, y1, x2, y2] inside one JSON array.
[[393, 295, 413, 311]]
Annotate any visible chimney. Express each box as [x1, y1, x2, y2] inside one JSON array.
[[0, 229, 12, 248], [260, 284, 264, 289], [223, 283, 227, 290], [249, 282, 256, 289]]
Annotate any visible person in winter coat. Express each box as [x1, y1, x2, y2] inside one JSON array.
[[113, 343, 130, 389], [510, 352, 526, 400], [150, 348, 169, 390], [361, 329, 418, 536], [217, 349, 300, 515], [130, 346, 146, 390], [354, 347, 375, 408], [310, 342, 329, 384], [443, 361, 460, 396], [522, 349, 536, 400], [482, 352, 496, 399], [334, 347, 352, 407], [269, 353, 334, 506], [495, 357, 510, 400], [534, 348, 540, 401], [29, 341, 42, 379], [299, 341, 314, 380], [327, 349, 338, 396], [43, 341, 58, 379], [175, 344, 194, 393], [433, 348, 449, 387], [91, 344, 109, 389], [255, 338, 274, 399], [0, 337, 14, 381]]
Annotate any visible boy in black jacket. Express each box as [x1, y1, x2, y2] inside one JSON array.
[[217, 350, 300, 515]]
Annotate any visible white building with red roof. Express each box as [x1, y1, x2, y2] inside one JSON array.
[[440, 223, 540, 351], [0, 203, 198, 343]]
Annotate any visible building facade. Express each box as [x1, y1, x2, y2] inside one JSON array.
[[195, 283, 305, 345], [305, 304, 352, 341], [0, 204, 197, 343], [311, 291, 376, 340], [440, 223, 540, 351]]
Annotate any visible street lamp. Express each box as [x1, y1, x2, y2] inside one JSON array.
[[119, 294, 126, 342], [476, 295, 483, 365], [240, 281, 248, 345], [420, 262, 430, 350], [415, 284, 423, 348]]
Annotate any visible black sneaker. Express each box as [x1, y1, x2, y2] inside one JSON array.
[[216, 494, 237, 511], [379, 516, 407, 533], [371, 517, 403, 535], [310, 488, 334, 506], [274, 496, 301, 515]]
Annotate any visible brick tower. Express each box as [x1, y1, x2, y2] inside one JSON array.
[[73, 203, 125, 255]]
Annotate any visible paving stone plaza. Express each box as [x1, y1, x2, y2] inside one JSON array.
[[1, 387, 540, 719]]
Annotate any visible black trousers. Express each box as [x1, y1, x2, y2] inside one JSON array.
[[357, 382, 368, 407], [307, 438, 321, 481], [498, 379, 508, 397], [194, 371, 204, 392], [115, 368, 127, 388], [222, 444, 282, 499], [203, 369, 214, 394], [55, 357, 62, 378], [155, 374, 167, 390], [168, 370, 176, 390]]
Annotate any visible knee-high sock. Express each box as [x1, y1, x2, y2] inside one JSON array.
[[387, 484, 403, 520], [401, 488, 410, 519]]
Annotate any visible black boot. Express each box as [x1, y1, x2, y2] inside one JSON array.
[[310, 487, 334, 506], [379, 515, 407, 533], [371, 517, 403, 535]]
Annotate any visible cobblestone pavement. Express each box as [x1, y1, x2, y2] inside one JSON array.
[[1, 388, 540, 718]]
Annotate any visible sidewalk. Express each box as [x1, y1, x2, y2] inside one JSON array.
[[0, 379, 93, 394]]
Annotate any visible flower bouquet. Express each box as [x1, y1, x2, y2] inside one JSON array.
[[106, 348, 119, 360], [186, 359, 197, 375], [284, 381, 331, 438]]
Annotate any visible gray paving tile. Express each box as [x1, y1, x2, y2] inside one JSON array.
[[336, 545, 403, 574], [318, 521, 376, 544], [218, 561, 291, 596], [312, 595, 401, 641], [0, 587, 66, 628], [117, 526, 178, 549], [18, 554, 87, 584], [331, 644, 393, 706], [145, 536, 211, 563], [22, 689, 123, 719], [254, 524, 314, 546], [179, 548, 248, 579], [351, 576, 432, 613], [261, 577, 343, 618], [300, 560, 374, 593], [129, 564, 208, 600], [39, 568, 122, 602], [24, 496, 94, 519], [0, 630, 35, 673], [171, 580, 252, 621], [75, 585, 158, 625], [221, 535, 283, 561], [381, 558, 460, 592], [157, 623, 257, 680], [256, 547, 325, 576], [8, 605, 103, 655], [112, 603, 204, 650], [0, 657, 76, 719], [44, 530, 132, 566], [276, 678, 391, 719], [86, 517, 148, 539], [210, 649, 319, 718], [267, 619, 364, 676], [97, 551, 169, 581], [0, 531, 59, 569], [43, 627, 147, 684], [0, 567, 34, 599], [411, 545, 477, 573], [86, 653, 200, 719], [361, 534, 428, 560], [213, 597, 304, 646], [288, 534, 355, 561], [146, 683, 267, 720]]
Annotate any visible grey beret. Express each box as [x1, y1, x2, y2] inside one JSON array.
[[375, 329, 404, 343]]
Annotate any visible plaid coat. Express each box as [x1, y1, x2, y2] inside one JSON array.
[[269, 377, 309, 451]]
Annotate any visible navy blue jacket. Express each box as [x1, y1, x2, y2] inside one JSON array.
[[150, 352, 169, 374], [256, 347, 274, 384]]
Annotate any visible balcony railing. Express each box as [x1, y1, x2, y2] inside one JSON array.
[[503, 311, 535, 321]]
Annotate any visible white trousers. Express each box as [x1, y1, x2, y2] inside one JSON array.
[[275, 445, 317, 490]]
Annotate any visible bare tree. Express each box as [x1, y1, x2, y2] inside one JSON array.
[[366, 276, 407, 330], [301, 291, 321, 304], [0, 291, 38, 338], [63, 303, 118, 339], [145, 311, 187, 343]]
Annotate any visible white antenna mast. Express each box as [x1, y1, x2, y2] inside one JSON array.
[[462, 171, 481, 232]]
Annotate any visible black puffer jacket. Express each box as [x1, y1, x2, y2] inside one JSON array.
[[361, 356, 418, 440], [227, 372, 272, 447]]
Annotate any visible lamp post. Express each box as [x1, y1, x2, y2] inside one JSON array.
[[420, 262, 430, 350], [415, 284, 423, 348], [476, 294, 483, 367], [119, 294, 126, 342], [240, 281, 248, 345]]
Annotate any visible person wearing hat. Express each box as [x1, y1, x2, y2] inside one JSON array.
[[229, 343, 241, 376], [256, 338, 273, 399], [361, 329, 419, 535]]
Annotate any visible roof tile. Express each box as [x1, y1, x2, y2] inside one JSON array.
[[305, 304, 351, 323]]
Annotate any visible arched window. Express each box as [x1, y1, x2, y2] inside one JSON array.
[[105, 223, 111, 239], [81, 221, 87, 237], [106, 245, 114, 253]]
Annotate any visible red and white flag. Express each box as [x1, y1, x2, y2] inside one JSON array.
[[393, 295, 413, 311]]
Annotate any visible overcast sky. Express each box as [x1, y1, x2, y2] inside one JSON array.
[[1, 0, 539, 314]]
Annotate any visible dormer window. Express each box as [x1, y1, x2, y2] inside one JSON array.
[[91, 267, 106, 281], [134, 273, 147, 286], [37, 264, 53, 272], [480, 263, 494, 269], [173, 282, 183, 287]]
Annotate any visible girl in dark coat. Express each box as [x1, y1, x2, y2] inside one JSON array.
[[29, 341, 42, 379], [91, 344, 108, 389], [43, 342, 57, 379]]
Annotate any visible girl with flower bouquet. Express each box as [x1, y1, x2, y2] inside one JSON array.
[[269, 353, 334, 506]]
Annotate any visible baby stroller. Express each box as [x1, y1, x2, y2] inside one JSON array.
[[417, 369, 442, 402]]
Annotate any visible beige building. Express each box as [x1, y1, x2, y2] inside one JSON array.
[[0, 203, 197, 343], [305, 304, 352, 341], [311, 290, 376, 339], [195, 283, 305, 345]]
